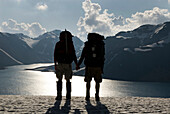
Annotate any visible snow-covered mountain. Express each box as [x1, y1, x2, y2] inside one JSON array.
[[1, 22, 170, 82], [24, 21, 170, 82], [33, 30, 83, 61], [0, 30, 84, 69], [104, 21, 170, 82], [0, 32, 43, 69]]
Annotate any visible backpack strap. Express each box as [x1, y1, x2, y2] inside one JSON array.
[[65, 30, 68, 55]]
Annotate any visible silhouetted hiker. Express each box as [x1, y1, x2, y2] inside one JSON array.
[[77, 33, 105, 101], [54, 30, 78, 100]]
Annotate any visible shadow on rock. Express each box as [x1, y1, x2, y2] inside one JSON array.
[[85, 100, 110, 114], [46, 99, 109, 114], [46, 100, 71, 114]]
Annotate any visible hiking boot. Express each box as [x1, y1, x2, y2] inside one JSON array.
[[66, 93, 71, 100], [85, 90, 90, 101], [55, 92, 62, 100], [95, 94, 100, 101], [85, 95, 90, 101]]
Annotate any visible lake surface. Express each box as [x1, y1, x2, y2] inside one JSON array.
[[0, 63, 170, 98]]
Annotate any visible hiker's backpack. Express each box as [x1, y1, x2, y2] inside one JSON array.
[[54, 30, 75, 64], [84, 33, 105, 67]]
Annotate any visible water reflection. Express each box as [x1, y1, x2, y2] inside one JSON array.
[[0, 64, 170, 97]]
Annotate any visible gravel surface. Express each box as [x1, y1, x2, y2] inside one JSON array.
[[0, 95, 170, 113]]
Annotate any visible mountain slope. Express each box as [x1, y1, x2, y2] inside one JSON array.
[[104, 21, 170, 82], [0, 32, 43, 64], [33, 30, 84, 62], [0, 30, 84, 69], [0, 48, 23, 69]]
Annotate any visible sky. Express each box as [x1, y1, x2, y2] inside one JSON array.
[[0, 0, 170, 41]]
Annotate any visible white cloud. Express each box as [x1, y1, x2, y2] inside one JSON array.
[[126, 7, 170, 25], [1, 19, 46, 37], [77, 0, 170, 41], [168, 0, 170, 4], [77, 0, 116, 40], [27, 22, 46, 37], [36, 3, 48, 11]]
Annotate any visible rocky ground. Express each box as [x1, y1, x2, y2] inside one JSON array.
[[0, 95, 170, 113]]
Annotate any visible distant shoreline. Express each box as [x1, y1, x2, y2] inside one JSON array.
[[25, 64, 170, 83], [1, 63, 170, 82], [0, 67, 5, 70]]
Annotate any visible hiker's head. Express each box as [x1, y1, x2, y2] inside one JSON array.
[[59, 30, 73, 41], [87, 33, 104, 42]]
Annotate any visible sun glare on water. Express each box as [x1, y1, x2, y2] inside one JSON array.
[[4, 63, 125, 97], [30, 70, 122, 97]]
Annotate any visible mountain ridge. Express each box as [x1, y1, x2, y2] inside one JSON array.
[[0, 29, 84, 69], [103, 21, 170, 82], [1, 22, 170, 82]]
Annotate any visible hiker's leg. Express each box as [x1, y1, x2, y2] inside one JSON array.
[[84, 67, 92, 101], [95, 82, 100, 101], [86, 81, 90, 101], [56, 79, 62, 100], [93, 67, 102, 101], [64, 64, 72, 100], [55, 64, 63, 100], [66, 79, 71, 100]]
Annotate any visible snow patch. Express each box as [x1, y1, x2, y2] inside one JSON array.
[[116, 36, 131, 39], [124, 48, 134, 54], [134, 48, 152, 52], [0, 48, 23, 64], [21, 38, 40, 48], [143, 42, 163, 48], [155, 24, 165, 34], [51, 35, 56, 38]]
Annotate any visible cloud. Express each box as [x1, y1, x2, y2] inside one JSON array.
[[77, 0, 116, 40], [36, 3, 48, 11], [27, 22, 47, 37], [126, 7, 170, 25], [169, 0, 170, 4], [77, 0, 170, 41], [1, 19, 46, 37]]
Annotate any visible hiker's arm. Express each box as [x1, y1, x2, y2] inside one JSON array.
[[72, 46, 79, 70], [73, 51, 78, 65], [54, 44, 58, 70], [74, 56, 79, 70]]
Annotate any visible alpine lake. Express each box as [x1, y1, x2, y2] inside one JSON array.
[[0, 63, 170, 98]]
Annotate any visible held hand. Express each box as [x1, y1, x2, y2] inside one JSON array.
[[76, 65, 80, 70], [55, 65, 57, 71]]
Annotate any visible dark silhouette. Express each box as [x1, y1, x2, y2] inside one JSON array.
[[46, 100, 61, 113], [77, 33, 105, 101], [45, 99, 109, 114], [54, 30, 78, 100], [85, 101, 110, 113], [45, 100, 71, 114]]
